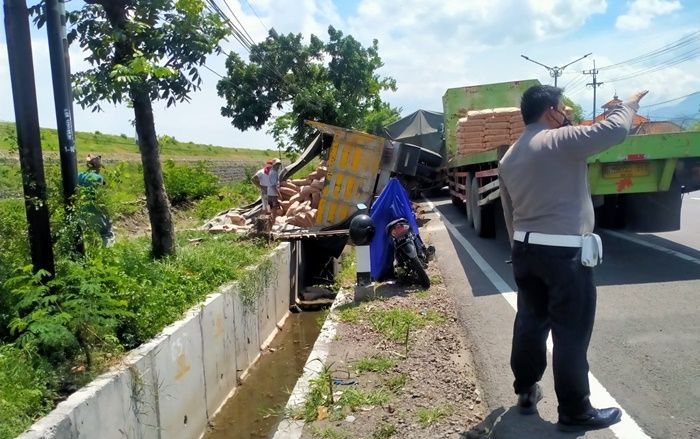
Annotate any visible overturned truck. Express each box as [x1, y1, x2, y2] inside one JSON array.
[[205, 121, 391, 307]]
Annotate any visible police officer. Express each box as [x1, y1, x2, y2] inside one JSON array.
[[499, 85, 648, 432]]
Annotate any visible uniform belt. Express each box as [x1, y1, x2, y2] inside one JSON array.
[[513, 231, 583, 248]]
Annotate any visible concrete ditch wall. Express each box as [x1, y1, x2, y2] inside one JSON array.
[[19, 243, 291, 439]]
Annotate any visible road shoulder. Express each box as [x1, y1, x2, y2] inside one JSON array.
[[422, 200, 618, 439]]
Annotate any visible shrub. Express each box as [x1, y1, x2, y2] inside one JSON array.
[[5, 262, 131, 367], [0, 199, 30, 340], [0, 345, 55, 439], [107, 232, 270, 348], [162, 160, 218, 205], [158, 134, 177, 146], [193, 180, 259, 220]]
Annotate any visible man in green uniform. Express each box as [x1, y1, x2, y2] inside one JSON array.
[[78, 154, 115, 247]]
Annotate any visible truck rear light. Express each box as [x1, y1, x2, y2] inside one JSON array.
[[391, 224, 410, 237]]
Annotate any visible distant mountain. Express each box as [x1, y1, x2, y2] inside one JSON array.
[[644, 92, 700, 128]]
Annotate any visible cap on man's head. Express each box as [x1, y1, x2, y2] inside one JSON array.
[[86, 154, 102, 169], [272, 158, 282, 166]]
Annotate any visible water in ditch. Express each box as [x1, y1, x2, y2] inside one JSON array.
[[203, 311, 322, 439]]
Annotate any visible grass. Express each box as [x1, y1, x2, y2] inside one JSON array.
[[301, 361, 335, 422], [311, 427, 352, 439], [0, 345, 55, 439], [354, 355, 396, 374], [0, 157, 274, 439], [0, 159, 259, 221], [0, 121, 276, 160], [336, 303, 363, 324], [372, 423, 397, 439], [334, 247, 356, 291], [192, 180, 259, 220], [429, 274, 442, 285], [415, 289, 431, 299], [416, 405, 452, 428], [337, 388, 391, 411], [301, 360, 392, 424], [0, 122, 274, 438], [368, 308, 447, 342], [0, 232, 272, 438], [337, 303, 447, 342], [383, 373, 408, 394]]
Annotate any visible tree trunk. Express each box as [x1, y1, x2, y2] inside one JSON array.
[[131, 85, 175, 258]]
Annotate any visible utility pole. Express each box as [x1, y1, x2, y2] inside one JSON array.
[[583, 60, 604, 121], [521, 52, 592, 87], [46, 0, 83, 255], [46, 0, 79, 203], [4, 0, 56, 276]]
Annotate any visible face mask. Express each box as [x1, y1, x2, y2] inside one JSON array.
[[551, 108, 572, 127], [560, 115, 572, 127]]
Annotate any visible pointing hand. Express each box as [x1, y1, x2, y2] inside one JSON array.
[[627, 90, 649, 106]]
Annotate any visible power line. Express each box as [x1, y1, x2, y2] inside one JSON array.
[[598, 31, 700, 71], [240, 0, 268, 33], [202, 64, 224, 78], [562, 74, 586, 91], [605, 47, 700, 83], [640, 91, 700, 108], [221, 0, 256, 45], [205, 0, 253, 51]]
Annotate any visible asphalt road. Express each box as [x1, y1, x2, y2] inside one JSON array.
[[424, 191, 700, 439]]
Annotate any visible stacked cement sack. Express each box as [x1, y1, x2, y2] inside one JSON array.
[[205, 161, 328, 234], [456, 107, 524, 155], [275, 162, 327, 228]]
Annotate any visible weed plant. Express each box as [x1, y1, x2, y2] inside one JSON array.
[[0, 157, 267, 438], [354, 355, 396, 374]]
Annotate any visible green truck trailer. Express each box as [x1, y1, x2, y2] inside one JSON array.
[[443, 79, 700, 237]]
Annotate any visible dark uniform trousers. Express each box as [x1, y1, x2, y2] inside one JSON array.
[[510, 239, 596, 416]]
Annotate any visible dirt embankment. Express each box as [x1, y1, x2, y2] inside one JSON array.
[[298, 251, 488, 438]]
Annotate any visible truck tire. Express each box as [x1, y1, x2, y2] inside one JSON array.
[[465, 176, 474, 228], [471, 178, 495, 238]]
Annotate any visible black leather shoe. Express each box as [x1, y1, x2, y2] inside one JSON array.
[[517, 383, 543, 415], [557, 407, 622, 432]]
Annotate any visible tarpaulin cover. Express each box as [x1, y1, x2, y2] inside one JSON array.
[[384, 109, 444, 154], [369, 178, 421, 280]]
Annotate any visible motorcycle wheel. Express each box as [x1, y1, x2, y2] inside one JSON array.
[[408, 256, 431, 289]]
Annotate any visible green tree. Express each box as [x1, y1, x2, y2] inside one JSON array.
[[359, 102, 402, 136], [65, 0, 228, 258], [217, 26, 399, 153], [563, 97, 585, 123]]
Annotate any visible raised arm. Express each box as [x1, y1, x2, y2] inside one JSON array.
[[554, 91, 648, 159]]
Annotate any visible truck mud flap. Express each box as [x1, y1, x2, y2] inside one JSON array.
[[623, 179, 682, 233]]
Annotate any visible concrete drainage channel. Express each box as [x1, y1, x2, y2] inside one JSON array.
[[203, 311, 322, 439], [18, 243, 326, 439]]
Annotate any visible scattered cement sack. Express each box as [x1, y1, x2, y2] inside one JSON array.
[[225, 213, 246, 226]]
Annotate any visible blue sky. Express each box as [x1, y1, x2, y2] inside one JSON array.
[[1, 0, 699, 150]]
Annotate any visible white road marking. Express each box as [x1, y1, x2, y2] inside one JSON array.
[[423, 198, 652, 439], [601, 229, 700, 266], [690, 197, 700, 201]]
